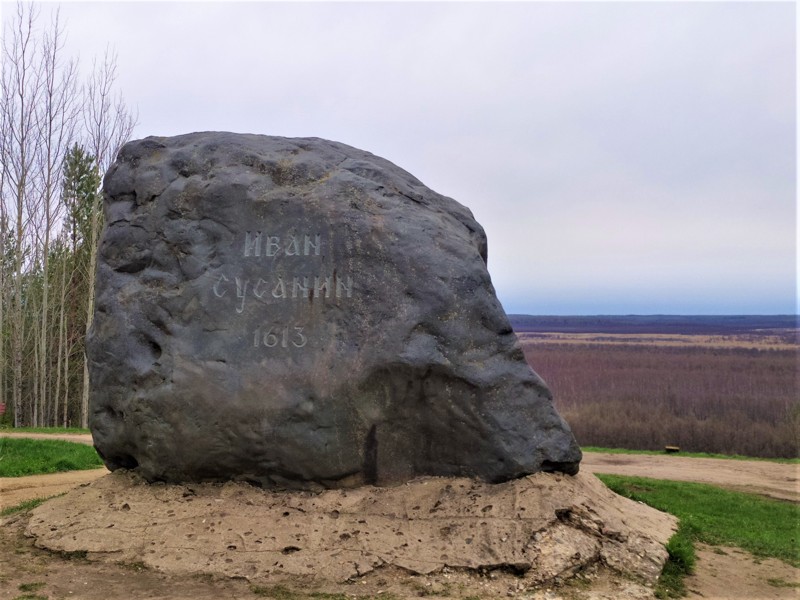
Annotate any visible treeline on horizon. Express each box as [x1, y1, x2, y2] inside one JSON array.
[[522, 342, 798, 459], [508, 314, 799, 335]]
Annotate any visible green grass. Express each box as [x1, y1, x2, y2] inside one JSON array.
[[13, 583, 47, 600], [583, 446, 800, 464], [599, 474, 800, 598], [0, 438, 103, 477], [249, 585, 399, 599], [598, 475, 800, 565], [655, 525, 696, 598], [250, 585, 354, 599], [767, 577, 800, 588], [0, 426, 90, 435], [0, 496, 55, 516]]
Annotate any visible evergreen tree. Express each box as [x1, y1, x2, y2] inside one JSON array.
[[61, 144, 101, 254]]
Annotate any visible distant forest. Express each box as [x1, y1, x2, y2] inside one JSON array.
[[516, 316, 799, 458], [508, 314, 798, 335]]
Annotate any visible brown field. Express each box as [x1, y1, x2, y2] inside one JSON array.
[[519, 331, 799, 459], [518, 330, 798, 350]]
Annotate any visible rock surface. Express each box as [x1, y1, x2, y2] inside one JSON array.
[[88, 131, 581, 488], [27, 471, 676, 586]]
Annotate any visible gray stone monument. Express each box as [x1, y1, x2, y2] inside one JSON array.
[[88, 132, 581, 489]]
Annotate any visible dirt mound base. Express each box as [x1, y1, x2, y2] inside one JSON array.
[[26, 471, 675, 589]]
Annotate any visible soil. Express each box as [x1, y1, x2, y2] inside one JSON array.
[[0, 468, 108, 509], [3, 434, 796, 505], [7, 468, 676, 600], [0, 433, 108, 509], [685, 545, 800, 600], [581, 453, 799, 503], [1, 433, 798, 599], [0, 513, 665, 600]]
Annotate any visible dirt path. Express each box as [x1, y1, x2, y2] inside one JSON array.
[[685, 544, 799, 599], [581, 452, 799, 502], [0, 431, 94, 445], [0, 433, 107, 508], [0, 468, 109, 509], [2, 434, 797, 505], [2, 434, 798, 599]]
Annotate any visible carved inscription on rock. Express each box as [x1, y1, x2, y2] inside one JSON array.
[[210, 230, 354, 347], [89, 131, 583, 490], [243, 232, 321, 257]]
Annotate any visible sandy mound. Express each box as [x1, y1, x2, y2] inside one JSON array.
[[26, 470, 675, 588]]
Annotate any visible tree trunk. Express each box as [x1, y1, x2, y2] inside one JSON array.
[[2, 4, 40, 428], [80, 188, 100, 429], [0, 222, 5, 419], [63, 332, 70, 427], [12, 180, 24, 427], [54, 249, 68, 427], [37, 9, 77, 427]]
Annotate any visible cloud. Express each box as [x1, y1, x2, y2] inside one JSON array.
[[45, 1, 796, 314]]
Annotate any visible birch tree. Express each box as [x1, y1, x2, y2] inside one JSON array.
[[0, 3, 135, 427], [1, 2, 41, 426], [79, 51, 136, 427], [33, 8, 79, 425]]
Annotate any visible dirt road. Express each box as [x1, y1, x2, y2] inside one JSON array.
[[0, 468, 109, 509], [2, 433, 798, 506], [2, 433, 798, 599], [0, 433, 108, 508], [0, 431, 95, 444], [581, 452, 799, 502]]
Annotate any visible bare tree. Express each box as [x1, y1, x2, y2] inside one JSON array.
[[0, 2, 42, 426], [34, 8, 79, 425], [1, 3, 133, 427], [79, 50, 136, 427], [84, 49, 137, 176], [0, 92, 7, 421]]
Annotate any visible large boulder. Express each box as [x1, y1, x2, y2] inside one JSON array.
[[88, 132, 581, 489]]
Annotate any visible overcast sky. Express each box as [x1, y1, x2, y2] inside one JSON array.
[[4, 1, 796, 315]]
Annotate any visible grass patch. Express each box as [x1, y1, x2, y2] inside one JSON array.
[[598, 474, 800, 567], [583, 446, 800, 464], [251, 585, 307, 599], [767, 577, 800, 588], [0, 438, 103, 477], [599, 474, 800, 598], [250, 584, 385, 599], [118, 560, 148, 572], [409, 580, 455, 596], [0, 496, 55, 516], [250, 585, 351, 599], [0, 426, 90, 435], [655, 525, 696, 598], [14, 585, 47, 600]]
